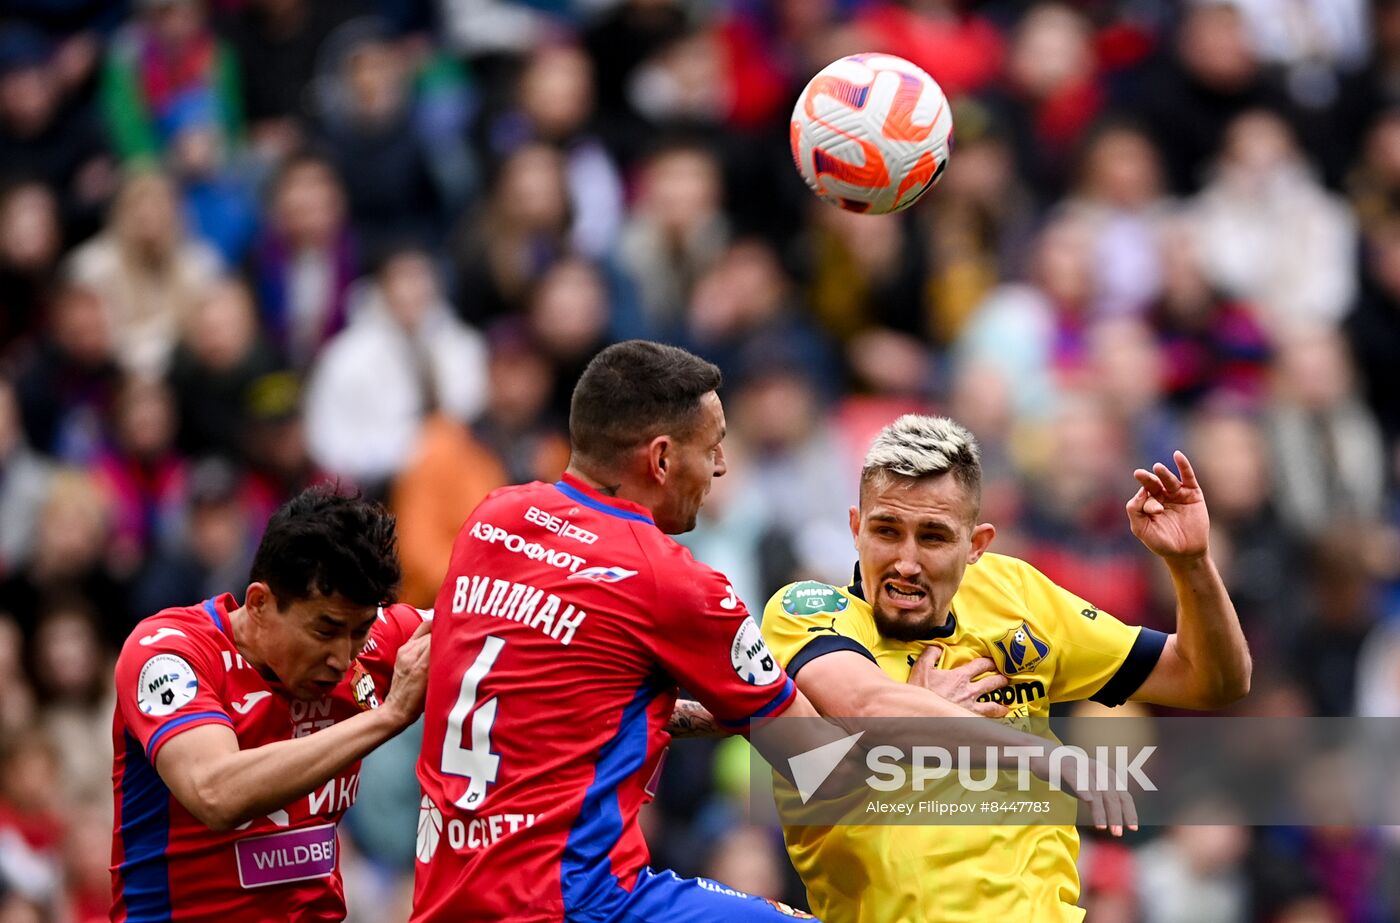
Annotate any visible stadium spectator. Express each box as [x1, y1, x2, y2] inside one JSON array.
[[0, 734, 65, 909], [1187, 408, 1309, 670], [469, 325, 570, 486], [1345, 212, 1400, 442], [1062, 120, 1173, 317], [956, 212, 1098, 420], [493, 42, 624, 258], [0, 469, 122, 643], [0, 182, 62, 359], [222, 0, 369, 160], [167, 278, 281, 459], [89, 376, 189, 575], [0, 23, 115, 236], [65, 169, 221, 378], [0, 381, 52, 579], [10, 282, 120, 464], [310, 19, 462, 255], [1136, 0, 1291, 195], [920, 99, 1037, 343], [249, 152, 358, 369], [1148, 216, 1273, 410], [129, 456, 258, 623], [1190, 110, 1357, 335], [100, 0, 243, 163], [982, 3, 1104, 205], [27, 596, 112, 802], [305, 246, 487, 488], [616, 138, 729, 332], [452, 142, 574, 327], [1266, 330, 1386, 538]]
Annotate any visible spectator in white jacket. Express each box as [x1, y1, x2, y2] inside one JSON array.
[[304, 246, 487, 488], [1190, 110, 1357, 334]]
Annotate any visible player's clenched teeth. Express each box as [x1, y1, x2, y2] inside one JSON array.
[[883, 581, 926, 601]]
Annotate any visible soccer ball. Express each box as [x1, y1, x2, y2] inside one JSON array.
[[790, 53, 953, 214]]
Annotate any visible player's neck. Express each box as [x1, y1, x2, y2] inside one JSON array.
[[564, 461, 624, 498], [226, 604, 275, 681]]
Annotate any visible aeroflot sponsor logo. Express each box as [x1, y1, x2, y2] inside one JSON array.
[[524, 506, 598, 544], [470, 521, 586, 572]]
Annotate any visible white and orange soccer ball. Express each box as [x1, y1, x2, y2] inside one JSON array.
[[790, 53, 953, 214]]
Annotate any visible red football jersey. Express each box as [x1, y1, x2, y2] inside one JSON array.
[[412, 474, 795, 922], [110, 594, 426, 922]]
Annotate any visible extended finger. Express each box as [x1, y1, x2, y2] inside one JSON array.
[[917, 645, 944, 667], [1088, 790, 1107, 830], [1106, 788, 1124, 837], [1175, 450, 1199, 489], [1152, 462, 1181, 493], [954, 657, 998, 677], [1123, 790, 1139, 832], [1133, 469, 1166, 497]]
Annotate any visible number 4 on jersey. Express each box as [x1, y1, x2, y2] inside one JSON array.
[[441, 636, 506, 811]]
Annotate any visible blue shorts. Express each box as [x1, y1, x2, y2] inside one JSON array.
[[566, 867, 818, 922]]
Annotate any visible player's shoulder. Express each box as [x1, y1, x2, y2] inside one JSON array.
[[642, 535, 744, 601], [765, 580, 856, 621], [473, 479, 551, 515], [122, 599, 228, 654], [962, 552, 1041, 592], [380, 602, 431, 630], [116, 597, 233, 688]]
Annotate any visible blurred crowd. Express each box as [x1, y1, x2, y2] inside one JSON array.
[[1, 0, 1399, 920]]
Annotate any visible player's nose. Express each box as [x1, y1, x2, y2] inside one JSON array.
[[894, 541, 921, 575], [325, 639, 352, 674]]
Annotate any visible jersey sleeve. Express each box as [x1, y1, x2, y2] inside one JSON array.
[[115, 620, 234, 763], [649, 558, 795, 732], [1013, 561, 1168, 706], [352, 604, 431, 710], [761, 581, 882, 681]]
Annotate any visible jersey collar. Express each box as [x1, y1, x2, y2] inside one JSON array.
[[554, 473, 656, 525], [202, 592, 238, 637], [848, 562, 958, 640]]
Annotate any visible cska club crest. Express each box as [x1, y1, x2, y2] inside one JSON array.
[[994, 621, 1051, 674]]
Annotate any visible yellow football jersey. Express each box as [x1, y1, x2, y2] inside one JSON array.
[[761, 552, 1166, 923]]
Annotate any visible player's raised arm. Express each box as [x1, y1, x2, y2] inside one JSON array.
[[1124, 451, 1252, 709], [150, 618, 430, 831]]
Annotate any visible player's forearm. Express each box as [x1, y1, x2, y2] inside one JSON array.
[[178, 708, 408, 831], [667, 699, 726, 738], [1164, 554, 1251, 708]]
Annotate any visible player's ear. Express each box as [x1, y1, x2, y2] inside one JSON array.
[[245, 582, 273, 621], [647, 435, 670, 484], [848, 505, 860, 544], [967, 523, 996, 564]]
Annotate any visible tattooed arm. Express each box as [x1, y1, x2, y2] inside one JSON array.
[[666, 699, 725, 738]]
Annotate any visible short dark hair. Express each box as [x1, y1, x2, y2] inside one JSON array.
[[569, 340, 722, 465], [249, 486, 401, 609]]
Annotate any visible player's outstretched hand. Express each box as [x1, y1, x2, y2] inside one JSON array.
[[1065, 755, 1139, 838], [907, 647, 1010, 719], [1126, 450, 1209, 561], [385, 619, 432, 729]]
